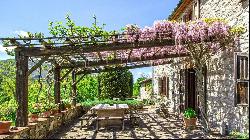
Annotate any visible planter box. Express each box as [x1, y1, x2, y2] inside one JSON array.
[[30, 114, 39, 122], [183, 118, 197, 128], [42, 111, 51, 118], [0, 121, 12, 134]]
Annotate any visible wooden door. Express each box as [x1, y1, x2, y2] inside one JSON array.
[[180, 68, 198, 112]]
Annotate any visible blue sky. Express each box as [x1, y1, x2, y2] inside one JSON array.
[[0, 0, 179, 81]]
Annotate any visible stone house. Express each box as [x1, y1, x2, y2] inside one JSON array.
[[152, 0, 249, 134]]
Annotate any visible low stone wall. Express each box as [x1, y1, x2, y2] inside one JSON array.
[[0, 104, 84, 139]]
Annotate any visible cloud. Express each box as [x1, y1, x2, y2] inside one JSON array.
[[0, 44, 6, 52], [14, 30, 28, 37], [0, 43, 15, 52]]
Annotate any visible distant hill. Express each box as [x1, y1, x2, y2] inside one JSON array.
[[0, 59, 51, 80]]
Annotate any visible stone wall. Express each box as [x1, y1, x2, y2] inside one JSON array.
[[0, 104, 84, 139], [199, 0, 249, 133], [153, 0, 249, 134]]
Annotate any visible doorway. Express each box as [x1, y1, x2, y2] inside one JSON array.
[[179, 68, 198, 113]]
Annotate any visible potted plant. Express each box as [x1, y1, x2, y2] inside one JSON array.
[[0, 120, 12, 134], [183, 107, 197, 128]]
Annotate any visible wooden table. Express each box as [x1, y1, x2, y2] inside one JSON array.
[[90, 104, 129, 130]]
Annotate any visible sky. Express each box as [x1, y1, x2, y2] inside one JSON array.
[[0, 0, 179, 81]]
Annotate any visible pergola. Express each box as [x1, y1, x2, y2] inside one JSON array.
[[2, 33, 189, 127], [1, 18, 240, 128]]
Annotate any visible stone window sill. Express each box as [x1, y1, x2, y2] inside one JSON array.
[[237, 104, 249, 107]]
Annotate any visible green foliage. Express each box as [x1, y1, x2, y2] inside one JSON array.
[[142, 99, 155, 105], [0, 99, 17, 122], [77, 74, 98, 102], [48, 14, 117, 43], [133, 77, 147, 97], [230, 130, 249, 139], [98, 68, 133, 100], [81, 99, 143, 108], [183, 108, 197, 119]]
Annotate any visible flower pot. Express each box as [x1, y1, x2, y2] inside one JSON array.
[[51, 109, 59, 115], [42, 111, 51, 118], [183, 117, 197, 128], [0, 121, 12, 134], [30, 114, 39, 122]]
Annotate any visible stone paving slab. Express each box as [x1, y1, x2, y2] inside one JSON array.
[[48, 106, 229, 139]]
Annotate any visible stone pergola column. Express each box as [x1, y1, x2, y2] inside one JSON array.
[[15, 48, 29, 127]]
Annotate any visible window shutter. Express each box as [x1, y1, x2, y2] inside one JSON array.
[[162, 76, 166, 96], [234, 52, 249, 106]]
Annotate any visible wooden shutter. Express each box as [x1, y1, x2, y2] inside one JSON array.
[[158, 78, 162, 95], [235, 53, 249, 106], [162, 76, 166, 96], [166, 77, 169, 98]]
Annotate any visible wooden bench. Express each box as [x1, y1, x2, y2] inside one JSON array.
[[79, 112, 96, 130], [130, 110, 140, 126], [96, 116, 125, 131], [95, 109, 126, 131]]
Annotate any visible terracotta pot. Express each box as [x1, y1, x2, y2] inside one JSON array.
[[30, 114, 39, 122], [0, 121, 12, 134], [51, 109, 59, 115], [42, 111, 51, 118], [183, 117, 197, 128]]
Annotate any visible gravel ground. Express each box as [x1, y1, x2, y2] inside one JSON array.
[[48, 107, 229, 139]]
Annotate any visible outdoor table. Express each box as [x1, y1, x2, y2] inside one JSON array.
[[90, 104, 129, 130]]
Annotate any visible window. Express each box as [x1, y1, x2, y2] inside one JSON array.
[[235, 53, 249, 105], [193, 0, 200, 19], [158, 76, 168, 96], [161, 76, 166, 96]]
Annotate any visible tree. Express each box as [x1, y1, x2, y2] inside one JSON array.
[[98, 68, 133, 100], [133, 77, 147, 97]]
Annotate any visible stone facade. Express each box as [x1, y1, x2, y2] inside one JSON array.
[[0, 104, 84, 139], [153, 0, 249, 134]]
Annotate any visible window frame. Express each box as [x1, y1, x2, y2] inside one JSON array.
[[234, 52, 249, 106]]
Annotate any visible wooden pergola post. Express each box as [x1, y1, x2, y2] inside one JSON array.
[[71, 70, 77, 106], [15, 48, 29, 127], [54, 66, 61, 110]]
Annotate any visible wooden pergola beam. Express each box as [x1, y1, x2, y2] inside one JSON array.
[[22, 39, 175, 56], [72, 73, 87, 86], [15, 48, 29, 127], [27, 56, 49, 76], [60, 68, 74, 81], [76, 60, 172, 75], [62, 53, 189, 69]]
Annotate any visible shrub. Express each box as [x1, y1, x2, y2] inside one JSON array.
[[183, 108, 197, 119], [229, 130, 249, 139], [80, 99, 143, 108], [98, 68, 133, 100]]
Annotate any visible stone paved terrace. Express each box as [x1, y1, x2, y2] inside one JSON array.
[[48, 106, 229, 139]]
